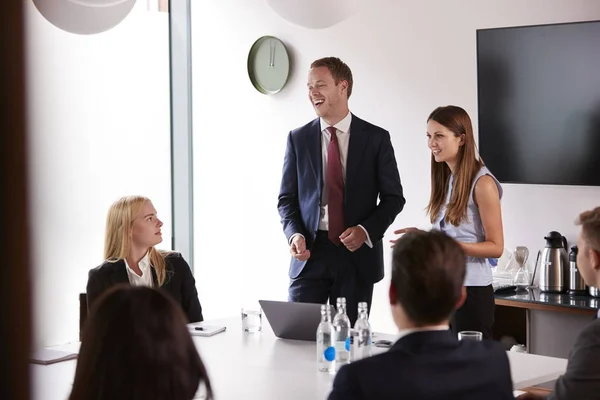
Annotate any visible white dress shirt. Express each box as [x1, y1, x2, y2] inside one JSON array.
[[318, 112, 372, 247], [394, 324, 451, 342], [124, 252, 154, 288]]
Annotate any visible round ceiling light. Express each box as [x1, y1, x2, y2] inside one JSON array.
[[265, 0, 360, 29], [32, 0, 137, 35]]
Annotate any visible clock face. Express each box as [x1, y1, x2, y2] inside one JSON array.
[[247, 36, 290, 95]]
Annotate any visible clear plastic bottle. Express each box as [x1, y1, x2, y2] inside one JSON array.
[[316, 304, 335, 372], [352, 302, 372, 361], [333, 297, 351, 370]]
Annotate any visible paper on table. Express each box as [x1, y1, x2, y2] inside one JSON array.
[[513, 390, 526, 397], [30, 349, 78, 365]]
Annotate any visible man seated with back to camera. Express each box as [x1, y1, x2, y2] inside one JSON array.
[[328, 229, 514, 400]]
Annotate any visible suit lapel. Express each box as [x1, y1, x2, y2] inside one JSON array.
[[346, 114, 368, 195], [109, 260, 129, 285], [307, 118, 323, 190], [151, 266, 159, 287], [151, 257, 175, 288]]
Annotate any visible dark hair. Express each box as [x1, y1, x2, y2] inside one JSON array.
[[426, 105, 484, 226], [310, 57, 353, 98], [69, 285, 212, 400], [391, 230, 466, 326]]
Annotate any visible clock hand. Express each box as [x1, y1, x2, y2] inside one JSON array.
[[272, 42, 276, 67], [269, 40, 275, 67]]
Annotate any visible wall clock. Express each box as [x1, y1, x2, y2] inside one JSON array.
[[247, 36, 290, 95]]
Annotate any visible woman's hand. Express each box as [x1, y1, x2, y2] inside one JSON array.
[[389, 227, 419, 247]]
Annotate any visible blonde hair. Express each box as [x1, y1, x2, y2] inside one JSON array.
[[576, 207, 600, 253], [104, 195, 169, 286]]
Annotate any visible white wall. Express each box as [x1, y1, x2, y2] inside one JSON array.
[[25, 3, 172, 347], [191, 0, 600, 333]]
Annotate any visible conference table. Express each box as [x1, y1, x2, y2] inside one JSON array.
[[32, 317, 568, 399]]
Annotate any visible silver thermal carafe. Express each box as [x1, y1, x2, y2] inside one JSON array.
[[590, 286, 600, 297], [537, 231, 568, 293], [568, 245, 587, 294]]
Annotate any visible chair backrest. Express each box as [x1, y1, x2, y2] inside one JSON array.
[[79, 293, 87, 341]]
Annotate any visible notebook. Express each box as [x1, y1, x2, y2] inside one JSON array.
[[187, 323, 227, 337], [30, 349, 78, 365]]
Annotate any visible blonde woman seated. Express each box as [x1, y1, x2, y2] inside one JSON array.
[[87, 195, 203, 322]]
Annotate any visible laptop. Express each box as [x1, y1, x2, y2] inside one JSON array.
[[259, 300, 334, 341]]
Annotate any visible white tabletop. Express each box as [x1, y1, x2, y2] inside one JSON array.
[[31, 317, 568, 399]]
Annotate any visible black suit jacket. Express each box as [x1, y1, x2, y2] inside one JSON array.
[[548, 317, 600, 400], [328, 330, 514, 400], [278, 114, 405, 283], [86, 252, 203, 322]]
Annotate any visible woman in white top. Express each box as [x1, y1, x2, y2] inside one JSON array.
[[393, 106, 504, 339]]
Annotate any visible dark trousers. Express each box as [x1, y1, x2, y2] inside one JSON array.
[[451, 285, 495, 340], [288, 231, 374, 325]]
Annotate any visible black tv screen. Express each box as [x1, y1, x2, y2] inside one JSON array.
[[477, 20, 600, 186]]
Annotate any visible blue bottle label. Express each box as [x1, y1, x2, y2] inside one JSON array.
[[324, 346, 336, 361], [345, 337, 351, 351]]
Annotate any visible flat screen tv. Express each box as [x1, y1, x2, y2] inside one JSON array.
[[477, 20, 600, 186]]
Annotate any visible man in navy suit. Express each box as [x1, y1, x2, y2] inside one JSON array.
[[328, 230, 514, 400], [277, 57, 405, 324]]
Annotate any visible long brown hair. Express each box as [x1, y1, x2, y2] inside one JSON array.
[[426, 106, 483, 226], [104, 195, 169, 286], [70, 285, 213, 400]]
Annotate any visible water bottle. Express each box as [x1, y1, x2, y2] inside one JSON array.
[[316, 304, 335, 372], [333, 297, 351, 370], [352, 302, 372, 361], [349, 329, 358, 362]]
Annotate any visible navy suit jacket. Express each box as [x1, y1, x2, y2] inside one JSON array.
[[86, 252, 203, 323], [277, 114, 405, 283], [328, 330, 514, 400]]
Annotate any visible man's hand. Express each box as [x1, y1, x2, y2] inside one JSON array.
[[389, 227, 419, 247], [340, 227, 367, 252], [290, 235, 311, 261]]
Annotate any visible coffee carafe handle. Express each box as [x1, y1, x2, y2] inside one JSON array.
[[561, 236, 568, 250], [531, 250, 541, 287]]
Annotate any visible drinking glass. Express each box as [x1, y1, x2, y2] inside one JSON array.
[[241, 306, 262, 333]]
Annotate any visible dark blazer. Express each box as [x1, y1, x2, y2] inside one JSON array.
[[86, 252, 203, 322], [548, 318, 600, 400], [328, 330, 514, 400], [277, 114, 405, 283]]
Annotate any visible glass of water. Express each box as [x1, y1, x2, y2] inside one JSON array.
[[241, 306, 262, 333], [458, 331, 483, 341]]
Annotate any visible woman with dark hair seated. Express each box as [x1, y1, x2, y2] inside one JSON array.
[[69, 285, 212, 400]]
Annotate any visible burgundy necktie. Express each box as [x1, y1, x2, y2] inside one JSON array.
[[326, 127, 345, 245]]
